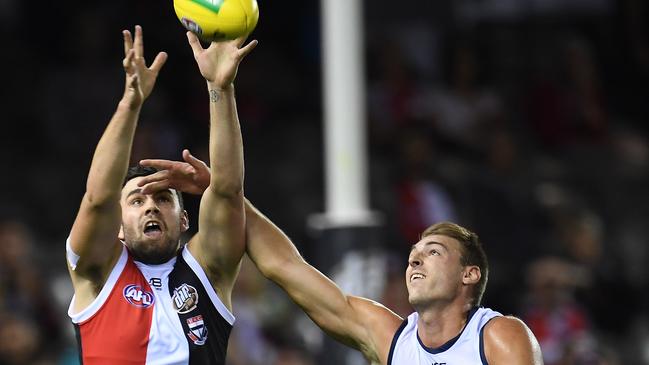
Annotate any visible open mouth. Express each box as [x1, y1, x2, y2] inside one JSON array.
[[410, 273, 426, 282], [143, 221, 163, 238]]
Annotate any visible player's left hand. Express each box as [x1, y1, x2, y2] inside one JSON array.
[[186, 32, 257, 89], [138, 149, 211, 195]]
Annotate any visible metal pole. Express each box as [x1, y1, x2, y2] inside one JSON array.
[[321, 0, 371, 226], [313, 1, 385, 364]]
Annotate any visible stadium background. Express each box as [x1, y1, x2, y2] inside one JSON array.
[[0, 0, 648, 364]]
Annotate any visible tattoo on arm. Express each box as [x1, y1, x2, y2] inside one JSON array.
[[209, 89, 221, 103]]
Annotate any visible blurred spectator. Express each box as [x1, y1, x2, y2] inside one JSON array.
[[522, 256, 601, 365], [524, 35, 608, 149], [227, 257, 278, 365], [0, 220, 63, 351], [412, 39, 504, 156], [467, 128, 538, 313], [554, 210, 638, 336], [393, 127, 458, 246], [272, 347, 315, 365], [0, 312, 50, 365], [367, 40, 420, 149]]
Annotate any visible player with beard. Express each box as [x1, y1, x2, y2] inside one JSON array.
[[65, 26, 256, 364]]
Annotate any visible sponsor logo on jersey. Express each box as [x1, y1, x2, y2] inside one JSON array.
[[148, 277, 163, 290], [172, 283, 198, 313], [123, 284, 155, 308], [186, 314, 208, 346]]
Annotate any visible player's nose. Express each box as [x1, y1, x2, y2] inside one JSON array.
[[408, 256, 421, 267], [143, 198, 160, 215]]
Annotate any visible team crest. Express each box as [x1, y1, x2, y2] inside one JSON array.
[[123, 284, 155, 308], [186, 315, 208, 346], [172, 283, 199, 314]]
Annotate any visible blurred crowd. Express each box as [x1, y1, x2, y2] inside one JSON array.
[[1, 0, 648, 364]]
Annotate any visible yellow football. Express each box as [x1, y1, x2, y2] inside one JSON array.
[[173, 0, 259, 42]]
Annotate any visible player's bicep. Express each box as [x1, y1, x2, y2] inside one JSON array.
[[191, 189, 245, 280], [69, 193, 122, 276]]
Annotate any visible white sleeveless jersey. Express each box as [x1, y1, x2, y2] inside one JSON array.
[[67, 241, 235, 364], [388, 307, 501, 365]]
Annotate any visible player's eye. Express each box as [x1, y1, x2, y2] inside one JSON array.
[[429, 249, 440, 256], [130, 198, 143, 206]]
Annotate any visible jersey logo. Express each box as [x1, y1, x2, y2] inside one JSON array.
[[186, 314, 208, 346], [172, 283, 199, 313], [123, 284, 155, 308], [148, 277, 163, 290]]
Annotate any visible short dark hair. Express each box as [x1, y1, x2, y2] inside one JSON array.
[[124, 165, 184, 211], [421, 222, 488, 307]]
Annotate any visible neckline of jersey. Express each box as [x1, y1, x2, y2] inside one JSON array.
[[416, 306, 480, 354]]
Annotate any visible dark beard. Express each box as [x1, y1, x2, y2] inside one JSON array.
[[127, 239, 180, 264]]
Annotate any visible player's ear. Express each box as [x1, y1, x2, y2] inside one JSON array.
[[462, 266, 481, 286], [180, 210, 189, 232]]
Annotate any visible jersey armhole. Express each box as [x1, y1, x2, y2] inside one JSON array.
[[182, 245, 236, 325], [479, 316, 498, 365], [68, 244, 128, 324], [386, 317, 409, 365]]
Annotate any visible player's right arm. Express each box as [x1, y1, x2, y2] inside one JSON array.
[[136, 153, 405, 363], [245, 201, 403, 364], [68, 26, 167, 311]]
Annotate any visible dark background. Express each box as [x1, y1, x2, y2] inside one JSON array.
[[1, 0, 648, 364]]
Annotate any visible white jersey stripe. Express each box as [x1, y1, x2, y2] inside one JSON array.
[[182, 246, 235, 325]]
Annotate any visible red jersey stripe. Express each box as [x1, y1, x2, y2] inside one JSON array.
[[77, 258, 154, 364]]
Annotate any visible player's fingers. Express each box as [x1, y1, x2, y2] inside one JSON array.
[[237, 39, 258, 59], [134, 25, 144, 59], [123, 30, 133, 55], [137, 169, 169, 186], [234, 35, 248, 48], [139, 158, 176, 170], [140, 180, 172, 195], [137, 170, 169, 186], [150, 52, 168, 73], [182, 149, 201, 167], [123, 49, 135, 73], [186, 32, 203, 58]]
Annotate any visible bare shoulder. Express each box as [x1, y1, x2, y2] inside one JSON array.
[[483, 316, 543, 365], [348, 296, 404, 364]]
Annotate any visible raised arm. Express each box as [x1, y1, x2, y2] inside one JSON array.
[[68, 26, 167, 309], [137, 153, 404, 363], [184, 32, 257, 310], [245, 201, 403, 363]]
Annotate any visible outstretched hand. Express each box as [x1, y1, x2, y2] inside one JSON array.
[[122, 25, 168, 107], [138, 150, 211, 195], [186, 32, 257, 89]]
